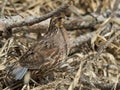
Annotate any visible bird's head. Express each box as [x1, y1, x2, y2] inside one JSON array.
[[49, 13, 65, 29]]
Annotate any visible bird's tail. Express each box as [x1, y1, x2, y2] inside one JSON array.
[[12, 67, 28, 80], [6, 66, 28, 80]]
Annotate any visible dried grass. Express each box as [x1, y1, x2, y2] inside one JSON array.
[[0, 0, 120, 90]]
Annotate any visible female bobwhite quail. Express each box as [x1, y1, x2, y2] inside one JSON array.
[[11, 13, 70, 80]]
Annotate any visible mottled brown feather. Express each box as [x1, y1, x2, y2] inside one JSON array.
[[18, 14, 70, 71]]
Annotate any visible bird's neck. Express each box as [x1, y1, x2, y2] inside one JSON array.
[[45, 26, 58, 38], [59, 26, 70, 55]]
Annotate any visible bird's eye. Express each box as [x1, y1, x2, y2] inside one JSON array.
[[58, 17, 62, 21]]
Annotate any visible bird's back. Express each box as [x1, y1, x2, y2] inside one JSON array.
[[19, 15, 69, 70]]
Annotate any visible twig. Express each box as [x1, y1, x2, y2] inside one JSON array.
[[8, 0, 21, 16], [4, 3, 69, 29], [1, 0, 8, 17], [92, 30, 120, 61], [70, 31, 95, 48], [68, 61, 85, 90], [12, 16, 97, 34], [80, 75, 120, 90]]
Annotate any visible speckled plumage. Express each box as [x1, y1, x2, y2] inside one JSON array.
[[12, 14, 70, 80]]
